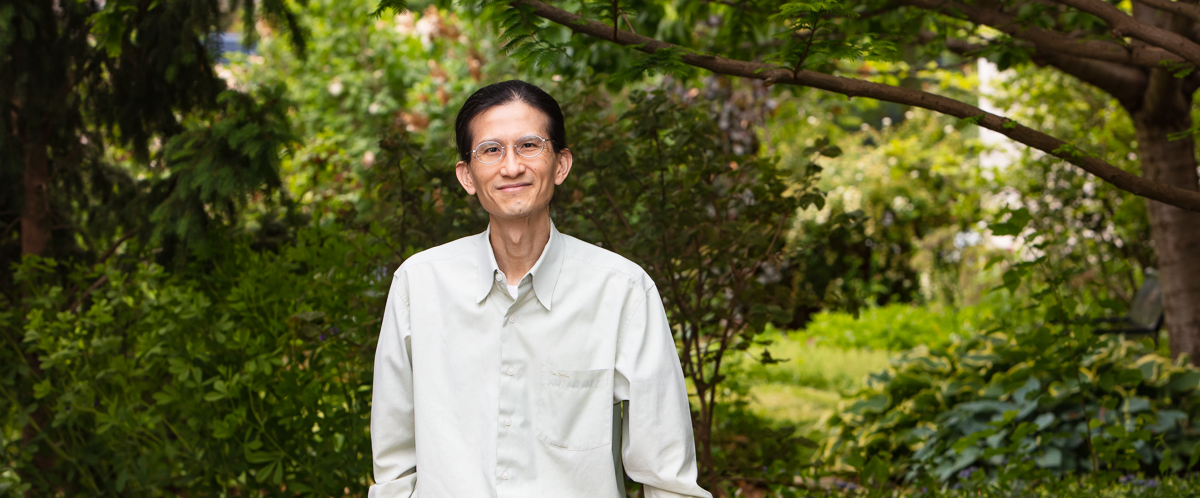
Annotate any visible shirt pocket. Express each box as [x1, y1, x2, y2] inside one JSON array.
[[535, 364, 613, 451]]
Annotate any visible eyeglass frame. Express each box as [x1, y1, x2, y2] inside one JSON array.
[[470, 135, 557, 165]]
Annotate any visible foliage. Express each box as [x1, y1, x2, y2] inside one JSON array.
[[148, 87, 298, 250], [985, 64, 1155, 314], [1, 0, 306, 272], [773, 107, 996, 320], [1, 226, 392, 496], [827, 316, 1200, 484], [795, 298, 1007, 351]]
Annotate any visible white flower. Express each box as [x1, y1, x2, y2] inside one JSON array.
[[328, 79, 344, 96]]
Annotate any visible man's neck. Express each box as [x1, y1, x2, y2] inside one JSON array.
[[489, 211, 552, 287]]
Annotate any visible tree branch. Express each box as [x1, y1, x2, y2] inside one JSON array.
[[1032, 52, 1149, 108], [898, 0, 1185, 67], [511, 0, 1200, 212], [1137, 0, 1200, 24], [924, 31, 1148, 105], [1050, 0, 1200, 65]]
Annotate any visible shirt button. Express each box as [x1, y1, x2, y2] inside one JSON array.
[[502, 471, 510, 480], [495, 273, 504, 282], [506, 367, 515, 376], [507, 315, 516, 324], [505, 418, 512, 427]]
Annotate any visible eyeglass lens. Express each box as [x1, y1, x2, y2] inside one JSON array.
[[475, 136, 545, 164]]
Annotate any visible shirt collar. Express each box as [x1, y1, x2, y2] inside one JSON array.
[[475, 221, 565, 310]]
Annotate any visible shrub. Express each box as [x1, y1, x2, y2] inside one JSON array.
[[795, 298, 1009, 351], [826, 327, 1200, 484], [1, 226, 389, 495]]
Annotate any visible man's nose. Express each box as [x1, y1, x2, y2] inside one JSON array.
[[499, 147, 525, 177]]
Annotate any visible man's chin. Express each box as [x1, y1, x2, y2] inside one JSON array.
[[486, 204, 548, 221]]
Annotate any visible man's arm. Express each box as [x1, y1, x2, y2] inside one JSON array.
[[369, 275, 418, 498], [614, 284, 713, 498]]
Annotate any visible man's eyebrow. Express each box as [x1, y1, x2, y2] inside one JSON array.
[[476, 133, 544, 144]]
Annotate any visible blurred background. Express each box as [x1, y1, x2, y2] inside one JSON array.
[[3, 0, 1199, 496]]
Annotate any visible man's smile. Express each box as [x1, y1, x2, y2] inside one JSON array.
[[496, 182, 533, 193]]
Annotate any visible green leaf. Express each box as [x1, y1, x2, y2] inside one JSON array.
[[32, 379, 52, 400], [958, 115, 983, 126], [1166, 371, 1200, 392], [990, 208, 1032, 236], [847, 394, 890, 415]]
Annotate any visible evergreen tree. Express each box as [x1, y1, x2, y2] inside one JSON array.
[[1, 1, 304, 492]]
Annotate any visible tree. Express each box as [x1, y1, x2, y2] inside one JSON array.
[[1, 0, 304, 270], [2, 1, 303, 492], [457, 0, 1200, 363]]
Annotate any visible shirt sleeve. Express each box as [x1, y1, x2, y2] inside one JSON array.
[[369, 275, 418, 498], [614, 284, 713, 498]]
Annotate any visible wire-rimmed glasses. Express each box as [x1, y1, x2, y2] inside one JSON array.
[[471, 135, 547, 164]]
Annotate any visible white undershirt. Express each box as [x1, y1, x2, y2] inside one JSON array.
[[507, 283, 519, 299]]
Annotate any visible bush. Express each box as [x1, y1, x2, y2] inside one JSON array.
[[1, 226, 390, 495], [826, 327, 1200, 484], [795, 298, 1009, 351]]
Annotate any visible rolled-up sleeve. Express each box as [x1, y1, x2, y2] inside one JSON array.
[[614, 285, 713, 498], [369, 275, 418, 498]]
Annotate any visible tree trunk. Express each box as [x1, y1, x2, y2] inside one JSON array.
[[21, 127, 51, 257], [1131, 68, 1200, 365]]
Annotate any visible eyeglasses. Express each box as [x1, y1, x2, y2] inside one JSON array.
[[471, 135, 547, 164]]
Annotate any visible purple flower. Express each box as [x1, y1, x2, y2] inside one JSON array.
[[957, 467, 978, 480], [330, 326, 341, 335], [1119, 475, 1136, 483], [319, 334, 326, 341]]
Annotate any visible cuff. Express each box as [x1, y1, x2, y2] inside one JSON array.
[[367, 475, 417, 498]]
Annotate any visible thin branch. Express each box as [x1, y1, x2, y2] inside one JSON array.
[[899, 0, 1185, 67], [513, 0, 1200, 212], [95, 229, 140, 266]]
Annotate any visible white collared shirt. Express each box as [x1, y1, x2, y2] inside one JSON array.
[[369, 223, 711, 498]]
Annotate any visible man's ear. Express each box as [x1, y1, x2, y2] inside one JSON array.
[[455, 161, 477, 195], [553, 149, 573, 186]]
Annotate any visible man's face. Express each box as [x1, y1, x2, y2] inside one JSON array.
[[455, 101, 572, 221]]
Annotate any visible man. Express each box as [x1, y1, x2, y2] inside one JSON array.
[[369, 80, 711, 498]]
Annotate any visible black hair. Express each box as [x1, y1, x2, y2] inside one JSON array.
[[454, 80, 568, 163]]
